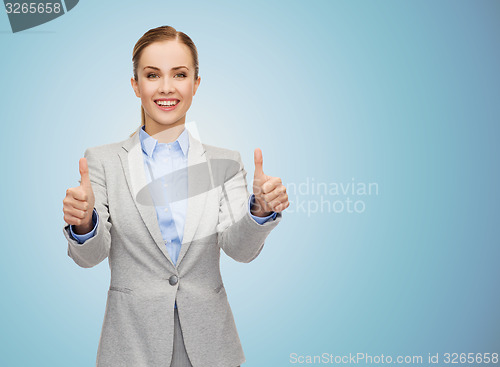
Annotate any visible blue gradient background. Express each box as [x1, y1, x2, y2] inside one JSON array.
[[1, 1, 499, 366]]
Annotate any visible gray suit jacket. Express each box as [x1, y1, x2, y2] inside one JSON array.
[[62, 126, 282, 367]]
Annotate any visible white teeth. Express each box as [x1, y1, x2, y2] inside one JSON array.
[[156, 100, 178, 106]]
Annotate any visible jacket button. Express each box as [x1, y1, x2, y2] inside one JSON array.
[[169, 275, 178, 286]]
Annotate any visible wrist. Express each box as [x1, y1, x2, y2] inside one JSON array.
[[251, 209, 273, 217], [73, 217, 93, 234], [250, 197, 273, 217]]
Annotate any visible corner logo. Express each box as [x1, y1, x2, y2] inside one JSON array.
[[4, 0, 79, 33]]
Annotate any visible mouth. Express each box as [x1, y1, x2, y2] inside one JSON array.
[[154, 98, 180, 111]]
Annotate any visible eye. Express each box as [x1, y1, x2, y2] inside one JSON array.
[[147, 73, 159, 79], [175, 73, 187, 78]]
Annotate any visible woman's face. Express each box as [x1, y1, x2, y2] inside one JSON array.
[[131, 40, 201, 132]]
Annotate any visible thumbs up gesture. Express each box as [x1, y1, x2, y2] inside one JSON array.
[[251, 148, 289, 217], [63, 158, 96, 234]]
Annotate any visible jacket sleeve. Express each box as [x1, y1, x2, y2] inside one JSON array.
[[216, 151, 282, 263], [62, 148, 112, 268]]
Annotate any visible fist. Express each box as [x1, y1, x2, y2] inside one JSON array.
[[251, 148, 289, 217], [63, 157, 96, 233]]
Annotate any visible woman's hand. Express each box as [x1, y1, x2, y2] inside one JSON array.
[[251, 148, 289, 217], [63, 158, 96, 234]]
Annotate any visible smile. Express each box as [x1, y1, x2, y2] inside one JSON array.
[[155, 99, 180, 111]]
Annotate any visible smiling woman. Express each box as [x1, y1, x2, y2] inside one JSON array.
[[130, 31, 201, 143], [62, 25, 288, 367]]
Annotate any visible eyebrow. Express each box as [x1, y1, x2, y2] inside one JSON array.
[[143, 66, 189, 71]]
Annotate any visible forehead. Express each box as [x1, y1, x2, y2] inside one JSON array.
[[139, 40, 193, 69]]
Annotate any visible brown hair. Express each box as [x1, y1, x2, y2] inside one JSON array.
[[129, 25, 199, 137]]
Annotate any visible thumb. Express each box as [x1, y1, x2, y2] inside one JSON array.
[[79, 158, 91, 188], [254, 148, 265, 178]]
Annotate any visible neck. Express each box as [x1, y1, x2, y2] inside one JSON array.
[[145, 119, 186, 144]]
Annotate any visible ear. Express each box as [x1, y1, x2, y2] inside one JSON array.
[[131, 77, 141, 98], [193, 76, 201, 96]]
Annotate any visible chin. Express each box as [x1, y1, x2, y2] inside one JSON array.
[[156, 119, 184, 127]]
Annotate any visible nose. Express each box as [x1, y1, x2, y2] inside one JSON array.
[[158, 76, 175, 94]]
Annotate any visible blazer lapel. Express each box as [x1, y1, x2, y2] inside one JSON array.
[[118, 126, 210, 268], [176, 129, 210, 267], [119, 128, 174, 267]]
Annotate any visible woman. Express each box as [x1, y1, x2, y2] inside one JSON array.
[[62, 25, 289, 367]]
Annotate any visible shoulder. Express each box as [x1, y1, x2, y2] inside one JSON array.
[[201, 143, 245, 182], [202, 143, 241, 162], [85, 142, 122, 156], [83, 135, 130, 163]]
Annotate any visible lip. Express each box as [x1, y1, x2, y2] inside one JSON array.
[[154, 98, 180, 111]]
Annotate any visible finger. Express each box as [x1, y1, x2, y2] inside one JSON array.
[[269, 196, 289, 212], [253, 148, 264, 177], [269, 192, 288, 207], [274, 201, 290, 212], [63, 205, 87, 220], [67, 187, 88, 202], [261, 176, 282, 194], [66, 196, 90, 211], [64, 214, 81, 226], [252, 181, 266, 196], [79, 158, 91, 189], [64, 214, 87, 226], [263, 185, 287, 203]]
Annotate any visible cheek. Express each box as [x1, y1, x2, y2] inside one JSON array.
[[141, 95, 152, 108], [139, 83, 155, 98], [180, 83, 195, 98]]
